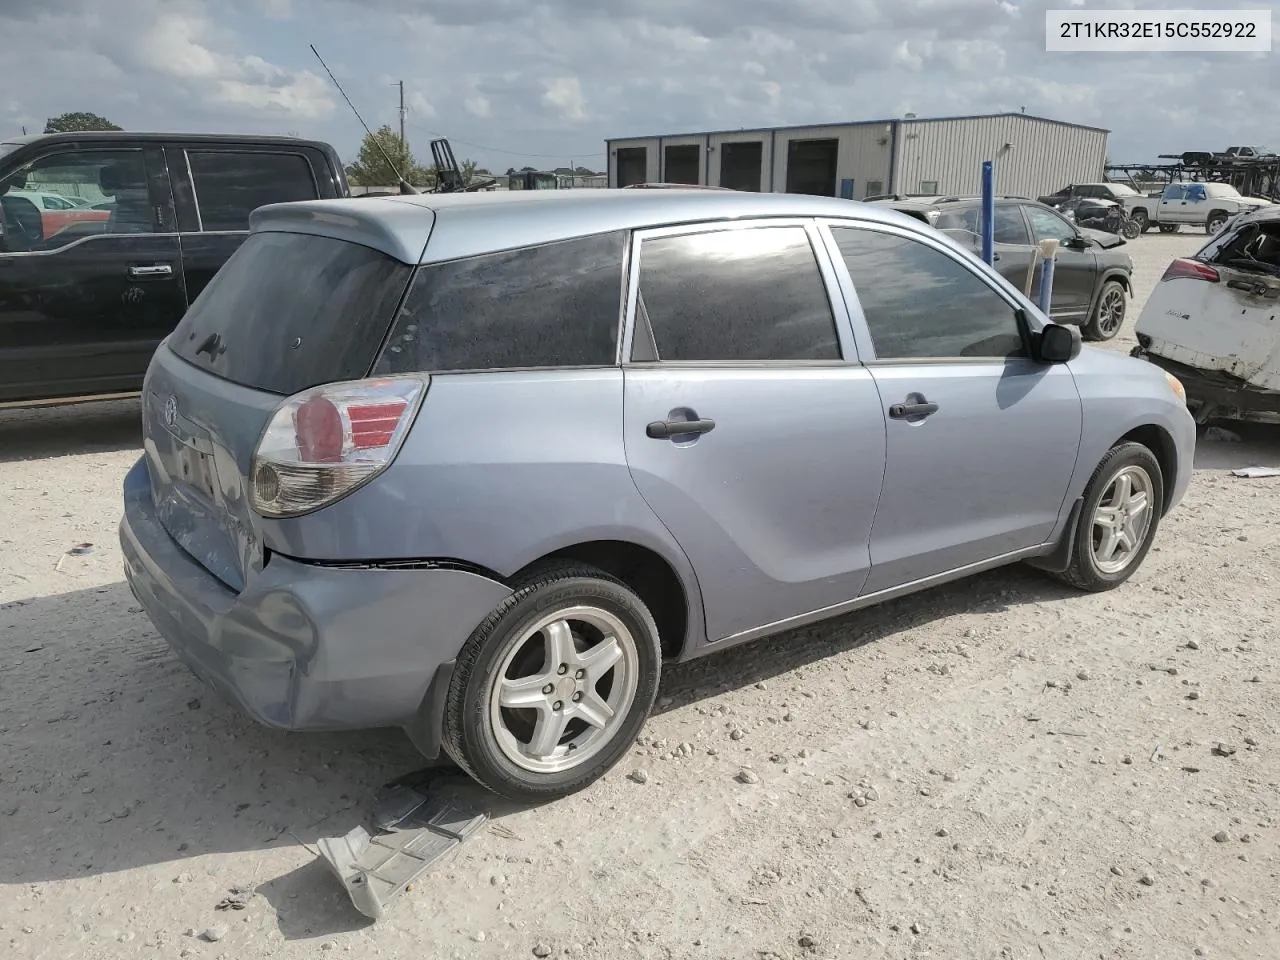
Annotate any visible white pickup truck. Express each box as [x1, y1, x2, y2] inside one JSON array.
[[1123, 182, 1272, 236]]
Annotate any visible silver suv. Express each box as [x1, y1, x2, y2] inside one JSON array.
[[120, 189, 1196, 802]]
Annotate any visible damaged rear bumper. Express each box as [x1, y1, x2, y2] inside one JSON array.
[[1130, 347, 1280, 422], [119, 456, 512, 742]]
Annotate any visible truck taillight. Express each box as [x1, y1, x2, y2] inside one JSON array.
[[250, 376, 426, 518], [1160, 258, 1220, 283]]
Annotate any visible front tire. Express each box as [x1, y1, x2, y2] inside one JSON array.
[[442, 561, 661, 803], [1206, 211, 1228, 235], [1056, 442, 1164, 592], [1083, 280, 1126, 342], [1131, 209, 1150, 233]]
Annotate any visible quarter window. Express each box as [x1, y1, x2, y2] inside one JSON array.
[[376, 231, 627, 374], [832, 226, 1026, 360], [187, 151, 319, 231], [635, 226, 841, 362]]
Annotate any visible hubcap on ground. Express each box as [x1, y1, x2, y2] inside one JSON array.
[[488, 605, 639, 774], [1098, 289, 1125, 336], [1090, 465, 1154, 575]]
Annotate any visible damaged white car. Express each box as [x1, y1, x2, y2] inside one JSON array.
[[1132, 205, 1280, 422]]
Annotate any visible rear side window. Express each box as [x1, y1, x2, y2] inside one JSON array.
[[375, 231, 625, 374], [934, 205, 1029, 245], [168, 232, 412, 395], [187, 151, 319, 231], [635, 226, 840, 362]]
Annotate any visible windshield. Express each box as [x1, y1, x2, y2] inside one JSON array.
[[0, 142, 19, 162], [1108, 183, 1140, 196]]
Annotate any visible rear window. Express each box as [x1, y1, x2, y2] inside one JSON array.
[[374, 231, 625, 374], [187, 151, 319, 231], [168, 231, 412, 395]]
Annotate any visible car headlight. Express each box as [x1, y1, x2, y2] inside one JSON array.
[[1165, 371, 1187, 405]]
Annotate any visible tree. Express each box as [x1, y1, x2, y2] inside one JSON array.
[[345, 125, 420, 187], [44, 111, 122, 134]]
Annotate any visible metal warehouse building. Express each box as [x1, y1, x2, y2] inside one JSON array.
[[606, 112, 1108, 200]]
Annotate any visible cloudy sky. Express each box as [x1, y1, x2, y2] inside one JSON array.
[[1, 0, 1274, 173]]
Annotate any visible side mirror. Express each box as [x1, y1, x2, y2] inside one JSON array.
[[1038, 322, 1082, 364], [1065, 234, 1091, 250]]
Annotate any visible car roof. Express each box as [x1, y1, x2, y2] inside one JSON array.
[[248, 188, 940, 265], [1, 131, 332, 150]]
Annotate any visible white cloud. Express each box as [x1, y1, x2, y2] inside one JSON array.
[[2, 0, 1278, 174], [135, 14, 225, 80], [408, 91, 436, 119], [541, 77, 586, 122]]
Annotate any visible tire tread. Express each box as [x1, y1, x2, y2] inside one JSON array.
[[441, 560, 660, 802]]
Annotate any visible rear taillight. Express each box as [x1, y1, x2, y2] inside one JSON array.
[[1160, 258, 1220, 283], [250, 376, 426, 518]]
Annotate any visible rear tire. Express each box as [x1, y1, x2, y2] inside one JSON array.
[[1120, 218, 1141, 240], [1055, 442, 1163, 593], [442, 561, 662, 803], [1083, 280, 1126, 342]]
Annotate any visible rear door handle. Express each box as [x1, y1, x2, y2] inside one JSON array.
[[647, 418, 716, 439], [889, 401, 939, 420], [128, 263, 173, 279]]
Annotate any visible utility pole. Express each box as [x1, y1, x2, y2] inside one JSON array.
[[396, 80, 406, 150]]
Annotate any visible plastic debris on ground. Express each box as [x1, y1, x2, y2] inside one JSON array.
[[1231, 466, 1280, 478], [315, 771, 489, 920]]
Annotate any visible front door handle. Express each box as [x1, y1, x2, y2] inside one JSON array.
[[128, 263, 173, 279], [889, 400, 939, 420], [647, 417, 716, 439]]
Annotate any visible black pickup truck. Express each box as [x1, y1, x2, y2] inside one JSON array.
[[0, 132, 348, 407]]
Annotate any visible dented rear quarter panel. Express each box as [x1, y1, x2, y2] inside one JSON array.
[[257, 368, 710, 651]]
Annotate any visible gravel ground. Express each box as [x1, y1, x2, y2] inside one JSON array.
[[2, 232, 1278, 960]]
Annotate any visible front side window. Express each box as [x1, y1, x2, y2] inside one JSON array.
[[832, 226, 1026, 361], [0, 149, 149, 251], [635, 226, 841, 362], [187, 151, 319, 232], [1025, 206, 1077, 244], [376, 231, 626, 374]]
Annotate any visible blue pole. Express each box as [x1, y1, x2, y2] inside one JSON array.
[[1037, 256, 1056, 312], [980, 160, 995, 266]]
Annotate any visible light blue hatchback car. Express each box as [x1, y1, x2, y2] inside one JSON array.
[[120, 189, 1196, 801]]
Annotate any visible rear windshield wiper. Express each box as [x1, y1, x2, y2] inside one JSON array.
[[1225, 258, 1280, 276]]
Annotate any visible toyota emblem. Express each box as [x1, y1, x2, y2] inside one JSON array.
[[163, 395, 178, 428]]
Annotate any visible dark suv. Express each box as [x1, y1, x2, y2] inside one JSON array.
[[869, 196, 1134, 342], [0, 132, 347, 407]]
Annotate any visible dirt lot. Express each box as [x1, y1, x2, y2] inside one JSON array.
[[2, 232, 1277, 960]]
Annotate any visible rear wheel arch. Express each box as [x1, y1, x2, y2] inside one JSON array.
[[512, 540, 692, 660]]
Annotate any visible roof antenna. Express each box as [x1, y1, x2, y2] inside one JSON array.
[[309, 43, 419, 195]]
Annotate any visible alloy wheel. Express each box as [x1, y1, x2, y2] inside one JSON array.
[[1089, 465, 1154, 575], [487, 605, 639, 774], [1097, 287, 1126, 338]]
